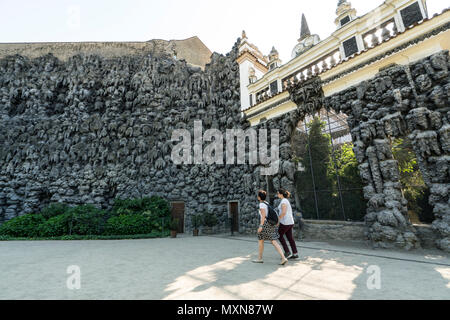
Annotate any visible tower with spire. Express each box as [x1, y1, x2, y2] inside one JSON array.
[[335, 0, 357, 28], [268, 46, 281, 71], [292, 14, 320, 58]]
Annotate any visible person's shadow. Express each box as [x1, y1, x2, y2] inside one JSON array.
[[162, 237, 450, 300]]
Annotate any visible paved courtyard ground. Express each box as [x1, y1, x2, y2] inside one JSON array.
[[0, 234, 449, 300]]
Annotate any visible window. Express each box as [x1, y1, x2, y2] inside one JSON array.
[[340, 16, 351, 27], [343, 37, 358, 58], [401, 2, 423, 28], [270, 81, 278, 96], [249, 95, 253, 106]]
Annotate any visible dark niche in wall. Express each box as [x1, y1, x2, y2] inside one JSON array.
[[343, 36, 358, 58], [340, 16, 351, 27], [270, 80, 278, 96], [401, 2, 423, 29]]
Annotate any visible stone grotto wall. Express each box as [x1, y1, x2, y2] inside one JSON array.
[[260, 50, 449, 251], [326, 51, 450, 251], [0, 39, 264, 233], [0, 36, 448, 252]]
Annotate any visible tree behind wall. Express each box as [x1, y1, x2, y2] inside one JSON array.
[[295, 117, 335, 219], [330, 142, 367, 221], [294, 117, 367, 221], [391, 137, 434, 224]]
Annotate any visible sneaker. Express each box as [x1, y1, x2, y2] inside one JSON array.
[[252, 259, 264, 264], [285, 253, 293, 259], [279, 258, 288, 266], [289, 254, 299, 260]]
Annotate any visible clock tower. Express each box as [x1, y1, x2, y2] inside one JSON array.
[[291, 14, 320, 58]]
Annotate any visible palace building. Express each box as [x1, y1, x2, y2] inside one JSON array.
[[237, 0, 448, 124], [236, 0, 450, 251]]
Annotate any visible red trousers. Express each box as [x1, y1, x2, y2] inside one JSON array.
[[278, 224, 298, 255]]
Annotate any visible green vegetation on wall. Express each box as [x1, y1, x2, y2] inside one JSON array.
[[295, 117, 367, 221], [392, 137, 434, 223], [0, 196, 171, 240]]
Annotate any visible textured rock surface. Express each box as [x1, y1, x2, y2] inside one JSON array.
[[256, 51, 450, 251], [0, 38, 448, 252], [295, 220, 367, 242], [0, 39, 262, 233], [414, 224, 440, 249], [324, 51, 450, 251]]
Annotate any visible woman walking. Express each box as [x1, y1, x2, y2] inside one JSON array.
[[252, 190, 288, 265], [277, 188, 299, 260]]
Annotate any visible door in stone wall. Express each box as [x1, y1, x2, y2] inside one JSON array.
[[229, 202, 239, 232], [171, 202, 185, 234]]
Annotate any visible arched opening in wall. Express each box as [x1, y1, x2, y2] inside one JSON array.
[[291, 108, 367, 221], [38, 188, 53, 211], [391, 137, 434, 224]]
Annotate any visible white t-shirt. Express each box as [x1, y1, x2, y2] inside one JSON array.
[[278, 198, 294, 225], [259, 202, 268, 220]]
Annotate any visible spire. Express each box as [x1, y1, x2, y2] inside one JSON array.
[[270, 46, 278, 56], [299, 14, 311, 42], [268, 46, 281, 69], [269, 46, 279, 63], [292, 13, 320, 58]]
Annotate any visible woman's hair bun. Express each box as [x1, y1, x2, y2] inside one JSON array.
[[278, 188, 291, 198], [258, 190, 267, 200]]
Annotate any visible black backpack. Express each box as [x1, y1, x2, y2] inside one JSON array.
[[264, 201, 279, 226]]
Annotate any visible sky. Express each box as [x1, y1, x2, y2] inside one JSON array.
[[0, 0, 447, 63]]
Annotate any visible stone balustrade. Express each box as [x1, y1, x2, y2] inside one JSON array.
[[252, 19, 405, 109], [363, 19, 398, 49], [282, 50, 341, 91]]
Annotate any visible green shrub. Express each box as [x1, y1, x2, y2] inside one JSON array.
[[37, 213, 71, 237], [41, 203, 70, 219], [111, 196, 170, 218], [0, 197, 172, 239], [147, 196, 170, 218], [104, 214, 153, 235], [202, 212, 218, 227], [0, 214, 45, 237], [67, 205, 108, 235], [0, 232, 171, 241], [191, 215, 203, 229], [111, 198, 146, 216], [169, 218, 179, 231]]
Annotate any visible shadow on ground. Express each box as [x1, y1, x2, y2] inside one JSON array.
[[0, 235, 448, 299], [161, 236, 450, 300]]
